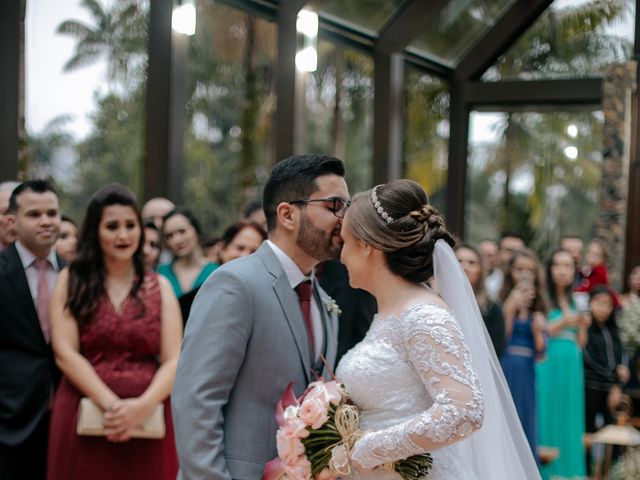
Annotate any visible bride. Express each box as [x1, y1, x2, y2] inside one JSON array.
[[335, 180, 540, 479]]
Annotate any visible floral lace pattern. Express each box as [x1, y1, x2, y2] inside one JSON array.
[[336, 304, 484, 479]]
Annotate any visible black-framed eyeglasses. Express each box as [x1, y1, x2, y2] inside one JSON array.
[[290, 197, 352, 218]]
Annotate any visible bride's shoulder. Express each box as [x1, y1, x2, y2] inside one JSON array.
[[401, 301, 456, 326]]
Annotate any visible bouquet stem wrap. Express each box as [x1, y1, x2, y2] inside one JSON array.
[[329, 405, 361, 476]]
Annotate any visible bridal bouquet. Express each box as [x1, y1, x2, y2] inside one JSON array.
[[263, 379, 433, 480]]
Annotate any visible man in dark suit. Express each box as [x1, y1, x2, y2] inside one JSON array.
[[0, 179, 62, 479], [317, 259, 377, 362]]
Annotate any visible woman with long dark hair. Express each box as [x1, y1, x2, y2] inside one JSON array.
[[536, 249, 589, 480], [158, 207, 217, 298], [454, 244, 506, 356], [497, 248, 547, 461], [47, 184, 182, 479]]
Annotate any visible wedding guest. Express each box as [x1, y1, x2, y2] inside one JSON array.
[[202, 237, 222, 264], [0, 181, 20, 251], [47, 184, 182, 480], [620, 263, 640, 308], [143, 220, 161, 271], [486, 232, 525, 299], [619, 263, 640, 413], [242, 199, 267, 232], [583, 286, 629, 475], [499, 248, 547, 460], [55, 215, 79, 263], [158, 207, 218, 300], [218, 220, 266, 265], [142, 197, 175, 231], [0, 180, 62, 479], [478, 238, 499, 293], [318, 258, 377, 362], [537, 249, 589, 480], [577, 240, 611, 292], [455, 244, 506, 356], [560, 235, 584, 289], [142, 197, 175, 265]]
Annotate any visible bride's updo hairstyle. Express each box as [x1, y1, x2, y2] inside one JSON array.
[[347, 179, 455, 282]]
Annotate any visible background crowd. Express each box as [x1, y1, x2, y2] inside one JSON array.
[[0, 176, 639, 479], [455, 233, 640, 480]]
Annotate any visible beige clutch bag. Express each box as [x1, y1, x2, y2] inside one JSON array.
[[77, 397, 166, 439]]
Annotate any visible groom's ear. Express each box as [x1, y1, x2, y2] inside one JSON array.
[[276, 202, 297, 232]]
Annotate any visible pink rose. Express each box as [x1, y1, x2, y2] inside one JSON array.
[[305, 382, 342, 407], [283, 417, 310, 439], [316, 468, 336, 480], [298, 398, 329, 429], [283, 455, 312, 480], [276, 429, 305, 464], [323, 381, 344, 406]]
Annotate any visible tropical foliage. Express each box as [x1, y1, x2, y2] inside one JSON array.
[[466, 0, 633, 255], [24, 0, 635, 244]]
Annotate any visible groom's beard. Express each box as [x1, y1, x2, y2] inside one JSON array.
[[296, 214, 342, 262]]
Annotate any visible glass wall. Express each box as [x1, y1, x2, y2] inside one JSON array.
[[483, 0, 635, 81], [26, 0, 149, 224], [184, 0, 277, 236], [304, 39, 374, 194], [466, 109, 604, 256], [403, 67, 449, 212]]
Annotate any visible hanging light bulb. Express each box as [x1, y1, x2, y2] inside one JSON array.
[[172, 0, 196, 36], [295, 9, 318, 72]]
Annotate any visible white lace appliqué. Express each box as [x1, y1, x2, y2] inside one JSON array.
[[338, 304, 484, 472]]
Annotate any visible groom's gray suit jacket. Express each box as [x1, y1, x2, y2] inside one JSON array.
[[172, 242, 339, 480]]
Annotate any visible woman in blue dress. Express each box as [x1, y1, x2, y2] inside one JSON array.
[[500, 248, 548, 461]]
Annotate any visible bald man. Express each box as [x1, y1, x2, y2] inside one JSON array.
[[142, 197, 175, 230], [0, 181, 20, 251]]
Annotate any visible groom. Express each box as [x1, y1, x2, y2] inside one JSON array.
[[172, 154, 350, 479]]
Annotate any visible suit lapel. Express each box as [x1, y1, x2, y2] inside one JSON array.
[[316, 287, 338, 376], [3, 244, 45, 344], [257, 244, 312, 384]]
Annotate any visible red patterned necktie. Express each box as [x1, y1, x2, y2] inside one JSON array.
[[34, 258, 51, 342], [295, 280, 315, 357]]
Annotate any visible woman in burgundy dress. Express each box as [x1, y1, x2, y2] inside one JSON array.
[[47, 184, 182, 480]]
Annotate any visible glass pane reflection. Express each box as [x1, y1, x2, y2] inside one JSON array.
[[308, 0, 404, 34], [409, 0, 517, 66]]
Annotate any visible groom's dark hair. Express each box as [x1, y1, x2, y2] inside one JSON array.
[[263, 154, 345, 233]]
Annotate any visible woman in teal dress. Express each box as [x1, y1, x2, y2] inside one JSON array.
[[158, 208, 218, 321], [537, 249, 589, 479]]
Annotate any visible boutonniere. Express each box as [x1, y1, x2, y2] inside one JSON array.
[[324, 297, 342, 316]]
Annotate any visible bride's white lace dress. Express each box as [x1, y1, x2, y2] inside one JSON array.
[[336, 303, 484, 480]]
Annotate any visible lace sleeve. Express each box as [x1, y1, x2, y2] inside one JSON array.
[[350, 305, 484, 470]]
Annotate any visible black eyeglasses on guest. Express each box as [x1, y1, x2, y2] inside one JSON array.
[[289, 197, 352, 218]]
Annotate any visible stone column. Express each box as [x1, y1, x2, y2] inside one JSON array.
[[597, 62, 637, 289]]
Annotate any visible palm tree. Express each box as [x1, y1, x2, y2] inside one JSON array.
[[56, 0, 147, 90], [470, 0, 633, 250]]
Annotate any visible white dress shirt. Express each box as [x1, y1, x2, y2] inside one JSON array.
[[266, 240, 323, 361]]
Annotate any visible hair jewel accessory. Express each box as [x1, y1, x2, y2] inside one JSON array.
[[370, 185, 394, 224]]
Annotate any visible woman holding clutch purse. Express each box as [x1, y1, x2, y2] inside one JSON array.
[[46, 184, 183, 480]]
